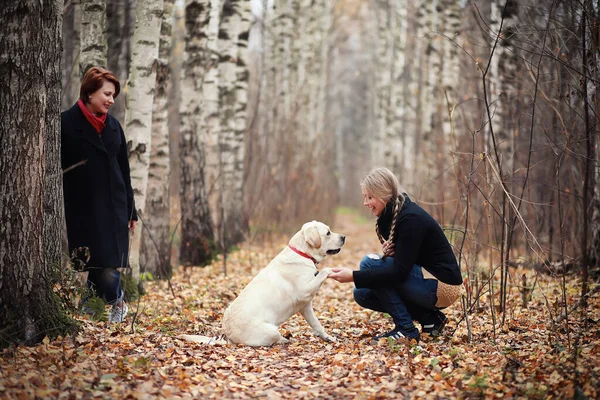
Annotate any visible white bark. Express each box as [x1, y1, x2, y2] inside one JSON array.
[[203, 0, 221, 235], [217, 0, 251, 246], [179, 0, 216, 266], [316, 0, 333, 142], [490, 0, 518, 171], [372, 2, 390, 166], [441, 0, 461, 140], [124, 0, 164, 280], [80, 0, 107, 74], [141, 0, 175, 278], [384, 0, 407, 177], [233, 0, 252, 235], [423, 0, 440, 181], [62, 0, 81, 109]]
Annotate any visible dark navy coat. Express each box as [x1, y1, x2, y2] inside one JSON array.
[[61, 103, 137, 269]]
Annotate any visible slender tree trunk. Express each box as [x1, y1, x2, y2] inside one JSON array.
[[179, 0, 216, 266], [203, 0, 221, 243], [580, 3, 592, 310], [373, 1, 390, 166], [141, 0, 175, 279], [107, 0, 137, 123], [234, 0, 251, 236], [218, 0, 250, 248], [124, 0, 164, 281], [62, 0, 81, 109], [404, 1, 419, 190], [80, 0, 108, 74], [0, 0, 76, 346], [588, 2, 600, 272]]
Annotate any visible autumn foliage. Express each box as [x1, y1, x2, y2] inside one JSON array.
[[1, 214, 598, 399]]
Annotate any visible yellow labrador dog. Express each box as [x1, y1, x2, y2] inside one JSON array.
[[181, 221, 345, 346]]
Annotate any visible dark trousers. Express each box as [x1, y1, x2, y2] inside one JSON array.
[[86, 267, 123, 305], [353, 255, 439, 330]]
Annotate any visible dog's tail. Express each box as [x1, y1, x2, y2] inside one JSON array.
[[179, 334, 229, 345]]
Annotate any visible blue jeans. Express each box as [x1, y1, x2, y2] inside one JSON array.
[[86, 267, 124, 305], [353, 255, 438, 330]]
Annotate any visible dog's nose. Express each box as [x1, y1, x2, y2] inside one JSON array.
[[341, 235, 346, 243]]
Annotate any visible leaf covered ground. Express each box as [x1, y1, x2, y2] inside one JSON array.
[[1, 213, 599, 399]]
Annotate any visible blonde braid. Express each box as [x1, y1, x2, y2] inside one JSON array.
[[387, 198, 401, 245], [375, 222, 385, 245], [383, 195, 406, 258]]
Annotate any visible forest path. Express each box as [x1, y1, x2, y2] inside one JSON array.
[[1, 211, 599, 399]]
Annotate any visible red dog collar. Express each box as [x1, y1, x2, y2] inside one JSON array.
[[288, 245, 318, 265]]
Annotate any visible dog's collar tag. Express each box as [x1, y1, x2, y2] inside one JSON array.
[[288, 245, 318, 265]]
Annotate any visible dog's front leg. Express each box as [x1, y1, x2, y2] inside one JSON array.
[[304, 267, 332, 295], [300, 302, 336, 342]]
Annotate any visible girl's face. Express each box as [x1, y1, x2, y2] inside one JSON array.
[[87, 80, 116, 115], [362, 188, 386, 217]]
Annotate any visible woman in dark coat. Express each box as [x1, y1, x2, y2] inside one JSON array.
[[328, 168, 462, 343], [61, 67, 137, 323]]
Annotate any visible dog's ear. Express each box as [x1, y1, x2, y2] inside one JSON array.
[[304, 226, 322, 249]]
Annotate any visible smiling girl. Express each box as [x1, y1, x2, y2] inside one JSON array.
[[328, 167, 462, 342]]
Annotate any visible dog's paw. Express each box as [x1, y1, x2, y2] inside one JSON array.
[[323, 334, 337, 342], [320, 267, 333, 277]]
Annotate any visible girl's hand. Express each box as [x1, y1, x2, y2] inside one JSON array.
[[382, 240, 395, 257], [129, 220, 136, 231], [327, 267, 354, 283]]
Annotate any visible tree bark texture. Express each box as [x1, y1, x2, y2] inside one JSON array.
[[0, 0, 75, 345], [124, 0, 164, 281], [217, 0, 251, 248], [141, 0, 175, 278], [179, 0, 216, 266], [61, 0, 81, 110], [80, 0, 108, 75]]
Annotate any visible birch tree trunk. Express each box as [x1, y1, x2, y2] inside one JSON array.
[[403, 1, 419, 190], [80, 0, 107, 74], [233, 0, 251, 236], [61, 0, 81, 109], [412, 1, 432, 190], [0, 0, 75, 345], [372, 2, 390, 165], [140, 0, 175, 279], [384, 0, 406, 177], [217, 0, 251, 248], [490, 0, 518, 171], [107, 0, 137, 123], [441, 0, 461, 139], [179, 0, 216, 266], [203, 0, 221, 243], [423, 0, 440, 185], [124, 0, 164, 281]]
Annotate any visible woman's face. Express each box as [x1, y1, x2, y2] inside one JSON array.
[[87, 80, 116, 115], [362, 188, 386, 217]]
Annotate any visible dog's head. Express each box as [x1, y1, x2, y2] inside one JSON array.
[[289, 220, 346, 262]]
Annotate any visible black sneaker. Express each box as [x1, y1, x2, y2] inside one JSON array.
[[373, 326, 420, 343], [421, 311, 447, 337]]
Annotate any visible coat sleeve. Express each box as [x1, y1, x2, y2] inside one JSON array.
[[353, 213, 425, 288], [117, 126, 138, 221]]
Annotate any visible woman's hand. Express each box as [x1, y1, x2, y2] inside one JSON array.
[[327, 267, 354, 283], [129, 220, 136, 231], [382, 240, 395, 257]]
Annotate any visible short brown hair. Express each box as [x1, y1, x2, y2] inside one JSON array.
[[79, 67, 120, 103]]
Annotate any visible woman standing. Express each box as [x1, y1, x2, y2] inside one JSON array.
[[61, 67, 137, 323], [328, 168, 462, 342]]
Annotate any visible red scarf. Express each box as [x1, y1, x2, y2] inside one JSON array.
[[77, 99, 107, 134]]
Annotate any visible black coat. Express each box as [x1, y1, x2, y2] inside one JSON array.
[[61, 103, 137, 269], [353, 196, 461, 288]]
